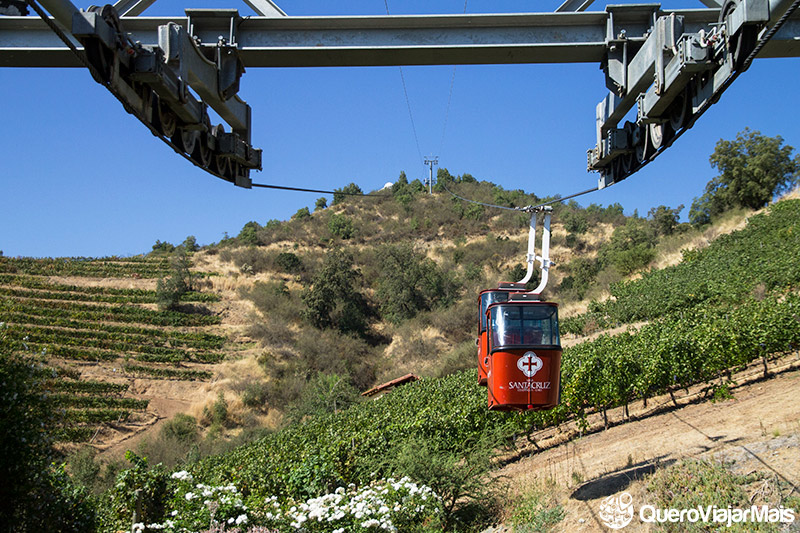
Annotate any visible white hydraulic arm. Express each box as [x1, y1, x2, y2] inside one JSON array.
[[517, 207, 554, 295]]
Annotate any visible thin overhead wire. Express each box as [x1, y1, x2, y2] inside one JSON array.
[[384, 0, 424, 164], [252, 182, 389, 197], [438, 0, 469, 157], [443, 181, 599, 213]]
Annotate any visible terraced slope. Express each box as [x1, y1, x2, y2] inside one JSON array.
[[0, 256, 226, 444]]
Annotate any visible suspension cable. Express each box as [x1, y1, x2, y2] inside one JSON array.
[[384, 0, 424, 165], [251, 182, 389, 197], [438, 0, 469, 157], [443, 181, 599, 213]]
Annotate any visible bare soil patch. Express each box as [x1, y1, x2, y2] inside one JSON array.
[[495, 355, 800, 532]]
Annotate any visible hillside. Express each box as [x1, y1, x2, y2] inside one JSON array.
[[2, 177, 799, 532]]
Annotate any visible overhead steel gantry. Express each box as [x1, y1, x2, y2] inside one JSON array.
[[2, 0, 799, 189]]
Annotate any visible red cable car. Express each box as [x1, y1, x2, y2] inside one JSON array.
[[477, 282, 527, 386], [486, 289, 562, 411]]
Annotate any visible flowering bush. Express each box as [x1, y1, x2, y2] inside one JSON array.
[[134, 474, 442, 533]]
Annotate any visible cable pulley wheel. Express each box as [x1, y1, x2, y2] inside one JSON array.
[[153, 98, 176, 138], [175, 128, 198, 155], [668, 86, 691, 132], [192, 136, 212, 168], [649, 122, 666, 151]]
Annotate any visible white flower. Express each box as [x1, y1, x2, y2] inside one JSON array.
[[184, 492, 195, 501], [235, 514, 248, 525], [171, 470, 192, 481], [170, 510, 178, 517]]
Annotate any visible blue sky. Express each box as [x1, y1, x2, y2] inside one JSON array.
[[2, 0, 799, 257]]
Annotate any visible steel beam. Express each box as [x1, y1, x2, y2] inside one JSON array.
[[0, 9, 725, 68], [6, 8, 799, 69]]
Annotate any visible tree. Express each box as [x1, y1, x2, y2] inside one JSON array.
[[328, 213, 355, 239], [151, 239, 175, 254], [375, 243, 460, 323], [237, 221, 261, 245], [690, 129, 799, 225], [333, 182, 363, 205], [599, 218, 657, 275], [302, 249, 370, 336], [315, 197, 328, 211], [155, 249, 193, 310], [181, 235, 199, 252], [293, 206, 311, 220], [287, 373, 359, 423], [648, 204, 684, 236], [0, 331, 96, 531]]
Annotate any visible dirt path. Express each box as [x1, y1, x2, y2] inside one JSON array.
[[495, 358, 800, 532]]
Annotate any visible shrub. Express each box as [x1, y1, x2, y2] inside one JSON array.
[[375, 244, 460, 323], [161, 413, 199, 444], [315, 197, 327, 211], [238, 221, 262, 246], [302, 249, 370, 336], [275, 252, 303, 274], [103, 452, 169, 531], [328, 214, 355, 240], [292, 207, 311, 220], [152, 240, 175, 254], [509, 482, 564, 533], [0, 332, 95, 531], [333, 182, 363, 205], [286, 373, 360, 423]]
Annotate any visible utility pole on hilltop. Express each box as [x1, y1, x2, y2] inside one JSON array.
[[424, 156, 438, 195]]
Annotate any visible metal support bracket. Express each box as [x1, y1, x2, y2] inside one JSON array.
[[517, 206, 553, 295]]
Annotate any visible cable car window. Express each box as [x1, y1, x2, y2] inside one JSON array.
[[480, 291, 510, 333], [489, 304, 559, 350]]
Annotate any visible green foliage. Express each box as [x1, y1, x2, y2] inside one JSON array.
[[191, 369, 511, 500], [563, 210, 589, 234], [509, 483, 564, 533], [152, 240, 175, 254], [333, 182, 363, 205], [293, 206, 311, 220], [567, 200, 800, 328], [103, 452, 170, 530], [314, 197, 327, 211], [380, 437, 504, 531], [275, 252, 303, 274], [202, 392, 229, 429], [162, 414, 199, 444], [690, 129, 799, 225], [237, 221, 262, 246], [645, 459, 769, 532], [328, 213, 356, 240], [286, 372, 360, 423], [559, 257, 600, 300], [0, 256, 175, 278], [375, 244, 460, 323], [155, 250, 194, 311], [302, 249, 370, 336], [598, 217, 657, 275], [648, 204, 684, 236], [181, 235, 199, 252], [0, 331, 96, 531]]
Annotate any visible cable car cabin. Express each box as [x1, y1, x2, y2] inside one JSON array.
[[486, 293, 561, 411], [477, 282, 527, 386]]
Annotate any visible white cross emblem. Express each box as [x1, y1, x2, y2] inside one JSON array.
[[517, 351, 543, 378]]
